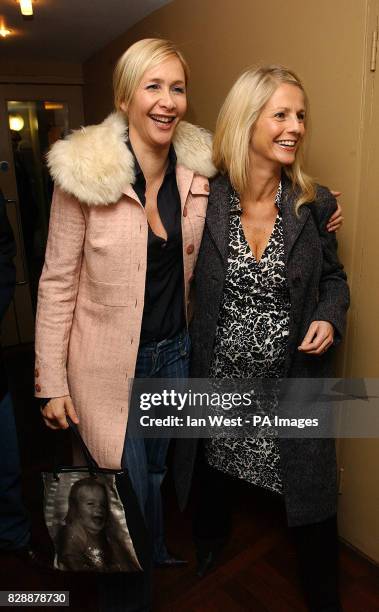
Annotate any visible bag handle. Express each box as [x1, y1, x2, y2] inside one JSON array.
[[66, 416, 100, 470], [52, 417, 100, 478]]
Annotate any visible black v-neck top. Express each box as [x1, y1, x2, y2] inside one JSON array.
[[128, 142, 185, 344]]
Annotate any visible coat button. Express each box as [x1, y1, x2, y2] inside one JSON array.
[[204, 184, 210, 192], [186, 244, 194, 254], [35, 383, 41, 392], [183, 206, 188, 217], [35, 369, 39, 378]]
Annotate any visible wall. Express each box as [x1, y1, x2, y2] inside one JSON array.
[[0, 59, 83, 84], [83, 0, 379, 563]]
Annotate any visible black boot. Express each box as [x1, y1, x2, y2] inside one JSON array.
[[193, 458, 233, 578], [194, 535, 228, 577], [291, 514, 342, 612]]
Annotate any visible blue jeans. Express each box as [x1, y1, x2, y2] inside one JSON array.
[[123, 328, 190, 563], [0, 392, 30, 550]]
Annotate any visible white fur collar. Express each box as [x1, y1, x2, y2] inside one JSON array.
[[47, 112, 217, 206]]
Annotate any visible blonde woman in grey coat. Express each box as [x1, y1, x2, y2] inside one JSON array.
[[189, 65, 349, 612]]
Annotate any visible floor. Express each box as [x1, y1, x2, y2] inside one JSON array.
[[1, 344, 379, 611]]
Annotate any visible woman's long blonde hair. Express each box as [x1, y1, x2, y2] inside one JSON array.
[[213, 65, 316, 210]]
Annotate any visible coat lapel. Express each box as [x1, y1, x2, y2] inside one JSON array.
[[206, 172, 311, 267], [281, 174, 310, 263], [176, 165, 194, 212], [205, 174, 232, 266], [122, 184, 143, 205]]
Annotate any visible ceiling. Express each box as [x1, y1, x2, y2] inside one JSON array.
[[0, 0, 171, 62]]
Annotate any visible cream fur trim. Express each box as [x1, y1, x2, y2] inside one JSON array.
[[47, 112, 216, 206]]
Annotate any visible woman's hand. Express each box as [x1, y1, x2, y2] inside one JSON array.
[[327, 192, 343, 232], [298, 321, 334, 355], [41, 395, 79, 430]]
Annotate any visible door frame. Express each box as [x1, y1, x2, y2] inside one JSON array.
[[0, 83, 84, 346]]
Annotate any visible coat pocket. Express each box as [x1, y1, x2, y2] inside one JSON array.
[[81, 273, 132, 306]]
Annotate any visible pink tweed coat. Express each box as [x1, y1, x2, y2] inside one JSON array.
[[34, 112, 216, 469]]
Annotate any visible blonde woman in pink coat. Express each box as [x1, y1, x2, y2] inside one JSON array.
[[35, 38, 217, 611]]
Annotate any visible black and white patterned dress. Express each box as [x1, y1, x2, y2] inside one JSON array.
[[206, 184, 290, 494]]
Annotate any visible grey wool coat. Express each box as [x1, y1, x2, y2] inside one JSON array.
[[175, 172, 350, 527]]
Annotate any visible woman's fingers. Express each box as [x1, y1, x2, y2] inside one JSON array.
[[298, 321, 334, 355], [326, 201, 343, 232], [327, 217, 344, 232], [65, 397, 80, 425], [41, 395, 78, 430], [40, 397, 64, 429], [298, 321, 319, 350], [41, 412, 62, 430], [302, 336, 333, 355]]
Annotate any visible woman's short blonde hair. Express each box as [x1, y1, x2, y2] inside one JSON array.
[[113, 38, 189, 114], [213, 65, 315, 209]]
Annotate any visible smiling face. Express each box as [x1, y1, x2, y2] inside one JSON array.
[[76, 486, 107, 534], [250, 83, 306, 170], [123, 55, 187, 150]]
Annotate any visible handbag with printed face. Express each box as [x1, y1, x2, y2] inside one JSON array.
[[42, 418, 149, 573]]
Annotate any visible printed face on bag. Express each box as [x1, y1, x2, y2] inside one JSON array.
[[75, 485, 107, 534]]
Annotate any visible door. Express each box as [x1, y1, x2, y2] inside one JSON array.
[[0, 84, 84, 346], [337, 0, 379, 564]]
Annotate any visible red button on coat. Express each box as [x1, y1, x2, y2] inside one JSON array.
[[186, 244, 194, 254], [183, 206, 188, 217], [204, 184, 210, 192], [35, 383, 41, 392], [34, 369, 39, 378]]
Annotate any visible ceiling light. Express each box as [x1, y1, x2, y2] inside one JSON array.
[[19, 0, 33, 17], [0, 25, 12, 38], [9, 115, 25, 131]]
